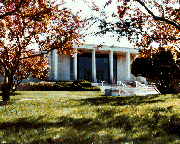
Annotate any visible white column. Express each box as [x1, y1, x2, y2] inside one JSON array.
[[133, 55, 138, 81], [51, 50, 55, 80], [109, 50, 113, 84], [73, 50, 77, 81], [48, 51, 52, 80], [52, 49, 58, 81], [126, 51, 131, 83], [92, 49, 96, 83]]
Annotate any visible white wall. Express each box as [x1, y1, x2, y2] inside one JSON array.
[[117, 54, 147, 84], [57, 54, 70, 81], [117, 55, 127, 83], [21, 75, 41, 84]]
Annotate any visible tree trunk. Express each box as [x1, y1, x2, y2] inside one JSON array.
[[157, 77, 179, 94], [2, 85, 10, 101], [2, 75, 13, 101], [170, 77, 179, 94]]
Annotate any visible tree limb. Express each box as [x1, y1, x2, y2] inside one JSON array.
[[152, 37, 180, 41], [136, 0, 180, 30], [19, 46, 60, 60], [0, 0, 24, 19]]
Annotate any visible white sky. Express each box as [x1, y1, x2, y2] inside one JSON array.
[[59, 0, 178, 49], [1, 0, 178, 50], [58, 0, 135, 48], [29, 0, 179, 50]]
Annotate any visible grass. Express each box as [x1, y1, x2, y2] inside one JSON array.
[[0, 91, 180, 143]]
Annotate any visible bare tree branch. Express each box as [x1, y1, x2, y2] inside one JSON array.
[[152, 37, 180, 41], [19, 37, 69, 60], [0, 0, 24, 19], [136, 0, 180, 30]]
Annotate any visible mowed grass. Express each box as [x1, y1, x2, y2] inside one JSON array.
[[1, 91, 180, 143]]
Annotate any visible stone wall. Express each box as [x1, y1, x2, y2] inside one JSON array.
[[57, 54, 70, 81], [117, 55, 126, 83]]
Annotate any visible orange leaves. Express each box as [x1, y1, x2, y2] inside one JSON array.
[[92, 1, 99, 11], [117, 6, 126, 18], [0, 0, 85, 92]]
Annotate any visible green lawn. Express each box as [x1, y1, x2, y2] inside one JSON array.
[[0, 91, 180, 143]]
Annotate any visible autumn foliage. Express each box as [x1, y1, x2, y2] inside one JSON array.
[[0, 0, 84, 101], [131, 48, 180, 94], [88, 0, 179, 93], [95, 0, 179, 51]]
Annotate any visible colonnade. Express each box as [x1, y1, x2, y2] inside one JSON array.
[[73, 49, 131, 83], [49, 49, 131, 83]]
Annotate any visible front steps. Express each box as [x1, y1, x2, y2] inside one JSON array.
[[98, 84, 160, 96]]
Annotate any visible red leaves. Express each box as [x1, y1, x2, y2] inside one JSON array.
[[0, 0, 85, 93], [117, 6, 125, 18]]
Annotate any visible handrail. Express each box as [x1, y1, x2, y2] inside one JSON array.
[[152, 85, 161, 94], [117, 81, 127, 91], [135, 81, 148, 92], [116, 80, 160, 95], [101, 81, 105, 86]]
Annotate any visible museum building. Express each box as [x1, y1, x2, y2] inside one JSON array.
[[48, 44, 146, 84]]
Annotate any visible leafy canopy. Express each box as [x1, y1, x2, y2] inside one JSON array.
[[85, 0, 179, 56], [0, 0, 85, 95]]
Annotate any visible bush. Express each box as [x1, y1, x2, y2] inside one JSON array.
[[81, 86, 101, 91], [27, 81, 100, 91], [28, 82, 53, 91], [71, 80, 92, 88], [54, 82, 73, 90]]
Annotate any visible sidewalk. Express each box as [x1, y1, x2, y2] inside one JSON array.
[[97, 85, 160, 96]]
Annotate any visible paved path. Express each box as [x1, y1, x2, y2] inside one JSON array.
[[98, 85, 160, 96]]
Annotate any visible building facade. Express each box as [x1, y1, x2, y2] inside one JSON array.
[[48, 44, 146, 84]]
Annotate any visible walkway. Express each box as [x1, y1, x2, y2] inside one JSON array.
[[93, 83, 160, 96]]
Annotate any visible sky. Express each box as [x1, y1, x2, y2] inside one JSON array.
[[1, 0, 178, 50], [58, 0, 135, 48], [59, 0, 179, 50], [28, 0, 179, 50]]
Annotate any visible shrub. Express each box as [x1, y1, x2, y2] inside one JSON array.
[[28, 82, 53, 91], [27, 81, 100, 91], [81, 81, 92, 87], [81, 86, 101, 91], [71, 80, 92, 88], [54, 82, 72, 90]]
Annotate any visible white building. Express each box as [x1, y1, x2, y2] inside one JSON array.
[[48, 44, 146, 84]]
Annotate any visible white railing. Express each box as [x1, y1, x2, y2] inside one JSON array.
[[117, 81, 127, 91], [116, 80, 160, 95], [135, 81, 148, 92], [101, 81, 105, 86], [135, 81, 159, 92], [152, 84, 161, 94]]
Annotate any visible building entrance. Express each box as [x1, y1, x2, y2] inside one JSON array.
[[77, 53, 92, 81], [96, 55, 109, 83], [74, 53, 117, 83]]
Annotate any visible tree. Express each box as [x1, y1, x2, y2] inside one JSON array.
[[131, 47, 180, 94], [85, 0, 179, 93], [90, 0, 179, 50], [0, 0, 85, 101]]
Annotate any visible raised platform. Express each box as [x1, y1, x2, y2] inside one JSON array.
[[97, 85, 160, 96]]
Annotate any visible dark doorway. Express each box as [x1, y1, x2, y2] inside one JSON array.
[[75, 53, 117, 83], [78, 53, 92, 81], [96, 54, 109, 83]]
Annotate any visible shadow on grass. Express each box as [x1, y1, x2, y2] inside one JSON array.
[[0, 101, 15, 106], [0, 92, 21, 96], [2, 112, 180, 143], [0, 116, 103, 132], [79, 94, 163, 106]]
